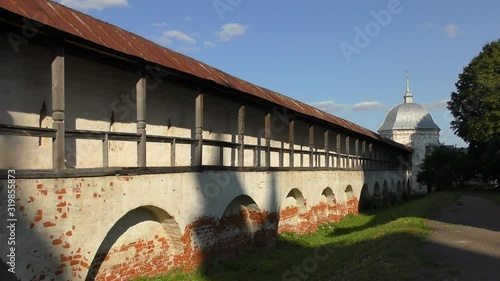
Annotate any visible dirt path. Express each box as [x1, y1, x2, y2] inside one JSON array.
[[421, 194, 500, 281]]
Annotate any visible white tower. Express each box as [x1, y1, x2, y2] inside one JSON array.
[[378, 71, 440, 194]]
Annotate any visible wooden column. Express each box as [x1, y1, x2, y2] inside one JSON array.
[[368, 143, 373, 169], [171, 139, 176, 167], [52, 44, 65, 169], [345, 136, 350, 169], [279, 142, 284, 167], [265, 112, 271, 167], [324, 129, 330, 168], [361, 140, 366, 168], [195, 91, 204, 166], [289, 119, 295, 167], [355, 139, 359, 168], [238, 105, 245, 167], [336, 133, 341, 168], [309, 125, 314, 168], [103, 133, 109, 168], [136, 75, 147, 167]]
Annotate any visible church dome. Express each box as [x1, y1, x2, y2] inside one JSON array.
[[378, 71, 440, 133], [378, 103, 440, 132]]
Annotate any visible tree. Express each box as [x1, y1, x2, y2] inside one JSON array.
[[448, 39, 500, 186], [448, 39, 500, 144], [417, 146, 477, 190]]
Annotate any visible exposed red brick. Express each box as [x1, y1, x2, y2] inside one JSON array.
[[43, 221, 56, 227], [34, 210, 43, 222], [55, 189, 67, 194], [52, 239, 62, 245]]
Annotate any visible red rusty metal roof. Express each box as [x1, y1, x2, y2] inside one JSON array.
[[0, 0, 410, 151]]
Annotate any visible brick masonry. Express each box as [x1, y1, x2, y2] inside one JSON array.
[[0, 170, 407, 281]]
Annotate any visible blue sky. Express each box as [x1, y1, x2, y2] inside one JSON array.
[[57, 0, 500, 147]]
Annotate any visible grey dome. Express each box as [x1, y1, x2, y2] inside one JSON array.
[[378, 103, 440, 132]]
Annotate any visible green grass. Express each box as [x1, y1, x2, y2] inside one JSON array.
[[485, 193, 500, 205], [134, 191, 460, 281]]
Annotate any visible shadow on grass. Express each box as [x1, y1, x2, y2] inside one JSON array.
[[136, 228, 500, 281], [328, 191, 460, 237]]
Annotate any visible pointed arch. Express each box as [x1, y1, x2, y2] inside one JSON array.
[[321, 187, 336, 206], [373, 182, 381, 198], [278, 188, 309, 233], [320, 187, 339, 222], [345, 185, 355, 201], [283, 188, 307, 214], [214, 195, 267, 260], [382, 180, 390, 198], [358, 184, 370, 213], [85, 206, 183, 281]]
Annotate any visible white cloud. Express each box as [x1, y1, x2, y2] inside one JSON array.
[[309, 101, 348, 113], [152, 22, 168, 28], [180, 46, 201, 53], [185, 16, 192, 21], [59, 0, 128, 11], [422, 100, 449, 110], [217, 23, 248, 42], [309, 100, 384, 113], [352, 101, 383, 111], [204, 41, 216, 48], [443, 24, 460, 38], [425, 22, 433, 29], [155, 30, 196, 46]]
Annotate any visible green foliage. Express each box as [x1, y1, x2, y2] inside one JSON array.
[[448, 39, 500, 144], [485, 193, 500, 204], [447, 39, 500, 186], [417, 146, 477, 190]]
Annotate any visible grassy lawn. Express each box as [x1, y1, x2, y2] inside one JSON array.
[[485, 192, 500, 205], [135, 191, 460, 281]]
